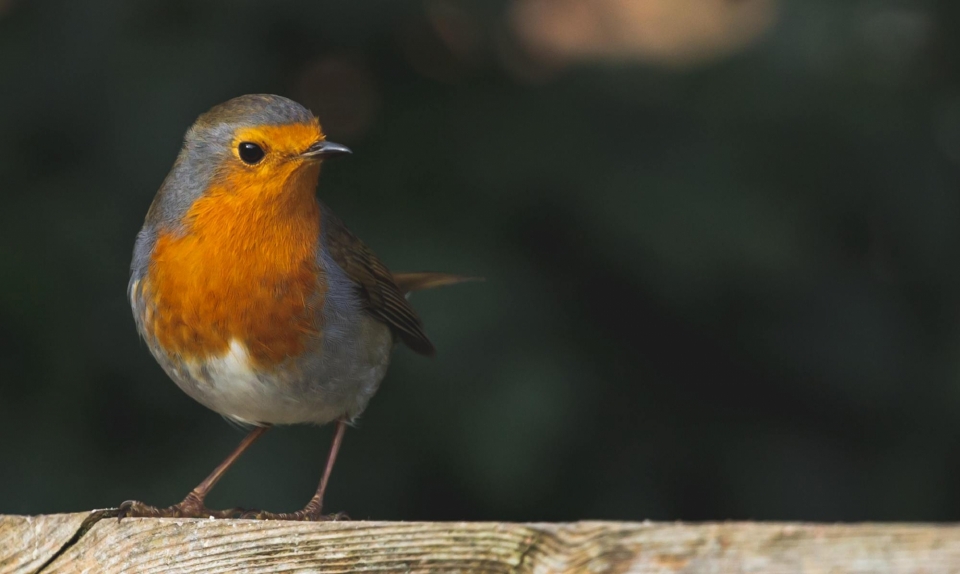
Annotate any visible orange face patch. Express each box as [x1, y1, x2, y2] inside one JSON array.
[[234, 122, 322, 157], [143, 133, 326, 367]]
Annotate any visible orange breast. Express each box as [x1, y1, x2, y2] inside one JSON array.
[[142, 168, 324, 367]]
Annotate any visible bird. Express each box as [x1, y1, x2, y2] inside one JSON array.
[[120, 94, 470, 521]]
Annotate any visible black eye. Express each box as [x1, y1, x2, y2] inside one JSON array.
[[238, 142, 265, 164]]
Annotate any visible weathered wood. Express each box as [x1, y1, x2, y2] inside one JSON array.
[[3, 512, 960, 573], [0, 513, 90, 574]]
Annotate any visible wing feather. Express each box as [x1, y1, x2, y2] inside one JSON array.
[[322, 205, 436, 356]]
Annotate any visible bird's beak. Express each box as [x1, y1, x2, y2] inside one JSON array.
[[301, 140, 352, 160]]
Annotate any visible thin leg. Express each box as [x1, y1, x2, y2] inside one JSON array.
[[302, 418, 347, 515], [190, 425, 270, 500], [119, 425, 270, 519], [245, 420, 348, 521]]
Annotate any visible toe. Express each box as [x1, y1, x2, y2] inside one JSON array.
[[117, 500, 166, 520], [240, 509, 348, 521], [118, 499, 243, 520]]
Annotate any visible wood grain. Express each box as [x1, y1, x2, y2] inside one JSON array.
[[2, 512, 960, 573], [0, 513, 90, 574]]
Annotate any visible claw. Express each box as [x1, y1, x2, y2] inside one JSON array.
[[118, 498, 244, 521]]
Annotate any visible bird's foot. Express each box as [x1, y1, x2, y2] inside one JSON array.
[[241, 507, 349, 522], [118, 495, 243, 520]]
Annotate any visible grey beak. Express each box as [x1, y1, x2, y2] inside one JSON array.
[[302, 140, 352, 159]]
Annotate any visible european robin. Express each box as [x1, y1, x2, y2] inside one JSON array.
[[120, 94, 470, 520]]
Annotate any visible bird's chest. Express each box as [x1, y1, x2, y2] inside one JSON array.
[[135, 199, 325, 369], [131, 231, 394, 425]]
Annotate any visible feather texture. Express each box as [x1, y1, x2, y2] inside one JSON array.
[[322, 206, 437, 356], [392, 272, 479, 294]]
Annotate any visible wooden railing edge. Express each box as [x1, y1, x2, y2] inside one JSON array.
[[3, 510, 960, 573]]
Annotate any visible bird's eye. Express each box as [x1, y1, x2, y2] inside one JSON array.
[[238, 142, 265, 164]]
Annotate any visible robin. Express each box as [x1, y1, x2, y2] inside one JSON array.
[[121, 94, 469, 520]]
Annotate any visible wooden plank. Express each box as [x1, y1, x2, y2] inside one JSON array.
[[0, 513, 91, 574], [2, 513, 960, 573]]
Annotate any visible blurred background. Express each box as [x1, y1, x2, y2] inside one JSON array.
[[2, 0, 960, 523]]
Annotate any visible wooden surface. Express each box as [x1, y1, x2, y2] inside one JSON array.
[[3, 511, 960, 573]]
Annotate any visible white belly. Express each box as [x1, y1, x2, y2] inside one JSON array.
[[157, 315, 393, 426]]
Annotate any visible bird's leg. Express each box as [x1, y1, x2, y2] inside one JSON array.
[[244, 419, 348, 521], [119, 425, 270, 520]]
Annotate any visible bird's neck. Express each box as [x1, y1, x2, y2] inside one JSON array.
[[184, 170, 322, 263]]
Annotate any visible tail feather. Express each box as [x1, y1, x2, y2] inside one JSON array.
[[392, 272, 480, 294]]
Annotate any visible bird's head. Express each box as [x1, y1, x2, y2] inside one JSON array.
[[151, 94, 350, 226]]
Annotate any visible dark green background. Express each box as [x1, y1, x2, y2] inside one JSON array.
[[3, 0, 960, 522]]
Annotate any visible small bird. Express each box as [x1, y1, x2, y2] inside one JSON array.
[[121, 94, 469, 520]]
